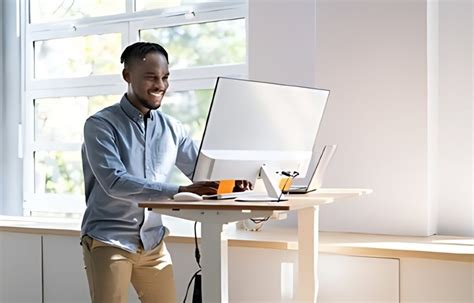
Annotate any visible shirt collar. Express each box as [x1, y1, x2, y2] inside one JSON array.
[[120, 94, 154, 122]]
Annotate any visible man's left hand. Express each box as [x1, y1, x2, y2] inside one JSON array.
[[233, 180, 253, 192]]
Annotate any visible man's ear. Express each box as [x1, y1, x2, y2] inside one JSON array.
[[122, 68, 130, 83]]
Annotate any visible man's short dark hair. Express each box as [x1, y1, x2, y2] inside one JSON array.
[[120, 42, 169, 67]]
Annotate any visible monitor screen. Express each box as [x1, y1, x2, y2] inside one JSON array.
[[192, 77, 329, 200]]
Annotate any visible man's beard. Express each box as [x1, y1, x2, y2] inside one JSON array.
[[137, 94, 161, 110]]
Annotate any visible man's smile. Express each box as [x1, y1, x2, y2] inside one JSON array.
[[150, 91, 164, 98]]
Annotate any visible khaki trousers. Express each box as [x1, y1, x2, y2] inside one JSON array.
[[82, 235, 177, 303]]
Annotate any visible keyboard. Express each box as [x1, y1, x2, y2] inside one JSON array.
[[202, 191, 252, 200]]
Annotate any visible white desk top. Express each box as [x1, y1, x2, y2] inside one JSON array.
[[139, 188, 372, 211]]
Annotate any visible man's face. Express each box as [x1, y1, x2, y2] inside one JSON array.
[[123, 52, 170, 112]]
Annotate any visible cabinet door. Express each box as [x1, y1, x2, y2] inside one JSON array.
[[318, 254, 399, 303], [173, 244, 399, 303], [43, 235, 140, 303], [400, 258, 474, 302], [0, 232, 42, 303]]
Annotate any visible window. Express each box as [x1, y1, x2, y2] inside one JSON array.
[[30, 0, 126, 23], [23, 0, 247, 216], [33, 95, 119, 197], [34, 33, 122, 79], [136, 0, 203, 12], [140, 19, 246, 69]]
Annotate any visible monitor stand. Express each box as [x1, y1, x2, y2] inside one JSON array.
[[235, 165, 287, 202]]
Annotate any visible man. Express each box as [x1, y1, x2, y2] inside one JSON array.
[[80, 42, 240, 302]]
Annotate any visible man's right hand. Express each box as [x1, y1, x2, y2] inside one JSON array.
[[178, 181, 219, 195]]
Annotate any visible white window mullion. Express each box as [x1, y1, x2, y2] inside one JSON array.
[[25, 29, 34, 91], [27, 2, 246, 33], [24, 194, 85, 214], [26, 54, 247, 92], [132, 6, 246, 31], [33, 142, 82, 152], [128, 18, 139, 45], [28, 22, 128, 42], [126, 0, 135, 14], [29, 85, 126, 99], [29, 75, 125, 91], [23, 91, 35, 205], [168, 78, 218, 93], [171, 64, 247, 81], [26, 22, 128, 90]]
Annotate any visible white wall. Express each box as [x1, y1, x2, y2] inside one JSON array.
[[317, 0, 473, 237], [249, 0, 473, 236], [314, 0, 431, 236], [436, 0, 473, 237], [427, 0, 440, 241], [248, 0, 317, 87], [0, 0, 5, 208], [1, 0, 23, 215], [249, 0, 436, 235]]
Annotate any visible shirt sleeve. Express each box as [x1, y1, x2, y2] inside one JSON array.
[[174, 123, 199, 180], [83, 116, 179, 202]]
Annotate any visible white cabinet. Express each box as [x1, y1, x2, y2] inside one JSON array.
[[42, 235, 89, 303], [400, 258, 474, 303], [42, 235, 140, 303], [2, 231, 470, 303], [177, 245, 399, 303], [0, 232, 42, 303], [318, 254, 399, 303], [227, 246, 299, 303]]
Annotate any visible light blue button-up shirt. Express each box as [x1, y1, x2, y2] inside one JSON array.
[[81, 95, 198, 252]]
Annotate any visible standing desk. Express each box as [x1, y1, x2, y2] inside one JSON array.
[[139, 188, 371, 302]]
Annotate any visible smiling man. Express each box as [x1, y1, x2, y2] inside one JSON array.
[[80, 42, 220, 303]]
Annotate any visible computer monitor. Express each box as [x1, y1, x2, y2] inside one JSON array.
[[192, 77, 330, 201]]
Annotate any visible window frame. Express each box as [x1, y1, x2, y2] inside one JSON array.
[[26, 23, 129, 90], [22, 1, 248, 215]]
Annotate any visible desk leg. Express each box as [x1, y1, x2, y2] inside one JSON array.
[[201, 222, 228, 303], [296, 206, 319, 302]]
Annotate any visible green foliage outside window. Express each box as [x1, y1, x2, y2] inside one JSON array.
[[36, 151, 84, 194], [140, 19, 246, 68]]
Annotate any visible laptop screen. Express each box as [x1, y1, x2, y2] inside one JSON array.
[[291, 145, 337, 191]]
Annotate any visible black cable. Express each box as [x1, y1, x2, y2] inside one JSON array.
[[183, 221, 202, 302], [250, 216, 270, 224], [194, 221, 201, 269], [249, 171, 300, 225], [184, 172, 299, 301], [183, 269, 201, 303]]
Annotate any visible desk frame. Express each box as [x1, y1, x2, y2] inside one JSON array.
[[140, 189, 369, 302]]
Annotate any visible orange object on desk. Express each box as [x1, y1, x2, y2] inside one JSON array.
[[217, 180, 235, 194], [279, 177, 293, 191]]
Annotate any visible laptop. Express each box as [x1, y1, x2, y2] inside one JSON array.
[[288, 144, 337, 194], [202, 145, 336, 199]]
